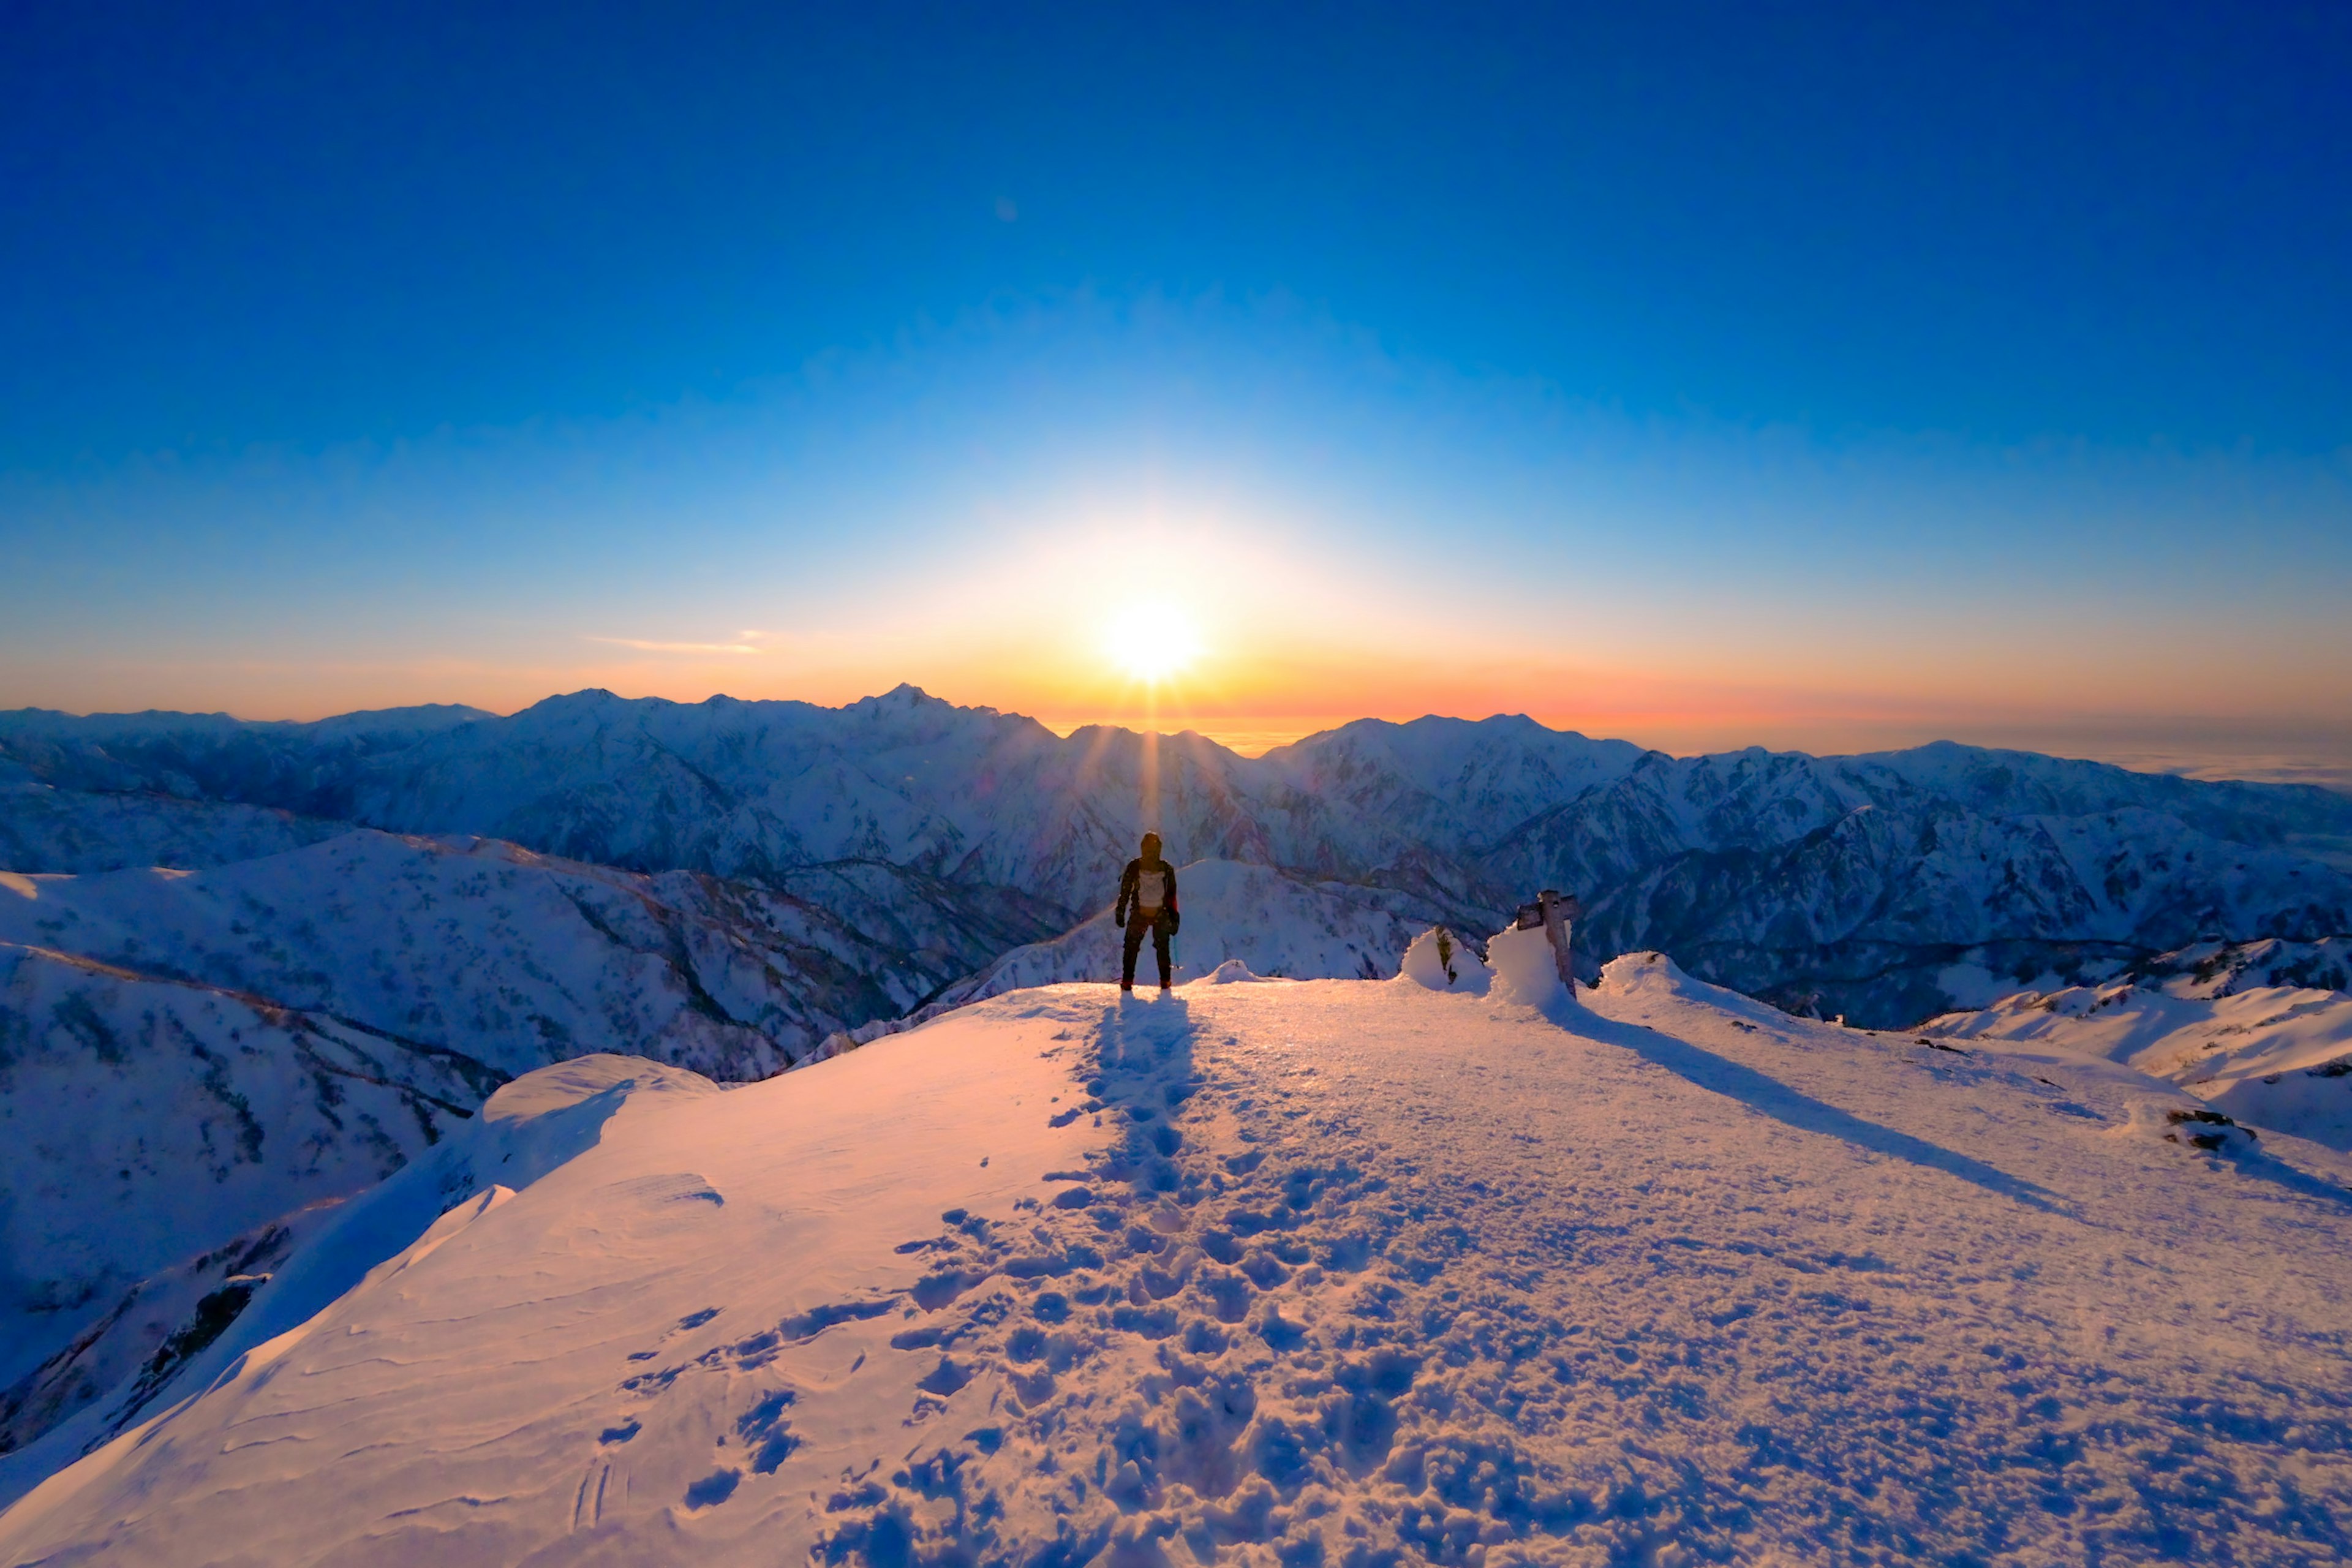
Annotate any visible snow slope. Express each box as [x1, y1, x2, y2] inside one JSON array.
[[0, 782, 346, 874], [2138, 935, 2352, 997], [8, 956, 2350, 1564], [933, 860, 1427, 1007], [1922, 938, 2352, 1151], [0, 1055, 717, 1507], [0, 943, 491, 1402], [0, 830, 998, 1411]]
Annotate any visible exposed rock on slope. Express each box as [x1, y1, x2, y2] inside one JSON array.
[[0, 1195, 347, 1468]]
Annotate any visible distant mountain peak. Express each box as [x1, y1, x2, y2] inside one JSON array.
[[522, 688, 628, 713]]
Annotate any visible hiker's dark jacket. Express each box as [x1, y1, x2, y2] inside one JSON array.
[[1114, 858, 1180, 931]]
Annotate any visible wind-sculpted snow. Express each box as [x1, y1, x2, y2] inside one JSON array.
[[9, 963, 2350, 1563], [6, 690, 2350, 1027], [934, 860, 1427, 1008]]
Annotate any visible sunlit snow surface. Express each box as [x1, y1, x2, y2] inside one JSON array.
[[1923, 939, 2352, 1152], [6, 960, 2352, 1565]]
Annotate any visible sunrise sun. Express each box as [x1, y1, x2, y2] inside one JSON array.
[[1102, 603, 1201, 684]]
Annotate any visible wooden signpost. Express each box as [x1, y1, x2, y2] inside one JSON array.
[[1513, 889, 1581, 989]]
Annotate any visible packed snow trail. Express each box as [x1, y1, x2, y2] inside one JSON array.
[[6, 960, 2351, 1565]]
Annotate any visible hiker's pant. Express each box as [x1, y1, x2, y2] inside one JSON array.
[[1122, 909, 1171, 987]]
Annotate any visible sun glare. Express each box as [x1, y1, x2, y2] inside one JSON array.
[[1102, 603, 1201, 684]]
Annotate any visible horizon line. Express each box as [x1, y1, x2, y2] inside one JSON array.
[[6, 684, 2350, 796]]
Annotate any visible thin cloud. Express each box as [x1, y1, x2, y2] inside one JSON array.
[[584, 635, 764, 655]]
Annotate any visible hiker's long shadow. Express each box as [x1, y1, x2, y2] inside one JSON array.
[[1566, 1001, 2072, 1215], [1088, 995, 1200, 1194]]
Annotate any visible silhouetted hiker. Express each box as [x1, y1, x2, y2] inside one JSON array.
[[1115, 832, 1181, 992]]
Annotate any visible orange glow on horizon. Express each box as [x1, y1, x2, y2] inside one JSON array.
[[10, 542, 2346, 788]]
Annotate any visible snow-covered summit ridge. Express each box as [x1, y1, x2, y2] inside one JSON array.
[[0, 1054, 709, 1506], [6, 957, 2349, 1564]]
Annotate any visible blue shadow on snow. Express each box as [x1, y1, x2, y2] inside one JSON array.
[[1562, 1001, 2071, 1215]]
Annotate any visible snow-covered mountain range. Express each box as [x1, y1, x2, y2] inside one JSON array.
[[6, 688, 2348, 1028], [0, 830, 963, 1083], [0, 778, 345, 874], [6, 959, 2348, 1563]]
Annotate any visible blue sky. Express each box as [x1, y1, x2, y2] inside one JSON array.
[[2, 3, 2346, 777]]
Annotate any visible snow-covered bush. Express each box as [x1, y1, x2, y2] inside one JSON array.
[[1397, 926, 1490, 993]]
